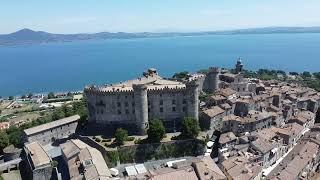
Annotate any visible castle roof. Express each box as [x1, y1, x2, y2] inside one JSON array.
[[86, 72, 186, 93]]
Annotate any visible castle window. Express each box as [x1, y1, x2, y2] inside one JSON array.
[[117, 102, 121, 107], [238, 88, 240, 91], [148, 101, 150, 105], [118, 110, 121, 115], [160, 107, 163, 113], [160, 100, 163, 105], [172, 107, 176, 112], [117, 95, 120, 99], [160, 94, 162, 97], [183, 99, 187, 104], [183, 106, 187, 112], [132, 102, 135, 107], [125, 102, 128, 107], [172, 100, 176, 105], [148, 108, 150, 113], [125, 109, 129, 114], [132, 109, 135, 114], [125, 95, 128, 99]]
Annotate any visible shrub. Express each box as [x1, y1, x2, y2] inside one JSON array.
[[114, 128, 128, 145]]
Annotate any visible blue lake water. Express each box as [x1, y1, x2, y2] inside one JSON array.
[[1, 33, 320, 96]]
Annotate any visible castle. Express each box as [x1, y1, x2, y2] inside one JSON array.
[[85, 68, 204, 135], [84, 59, 254, 135]]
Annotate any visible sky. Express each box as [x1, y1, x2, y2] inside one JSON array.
[[1, 0, 320, 34]]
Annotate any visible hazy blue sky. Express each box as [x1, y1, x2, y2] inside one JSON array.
[[1, 0, 320, 34]]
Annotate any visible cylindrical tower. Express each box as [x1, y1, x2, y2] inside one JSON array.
[[186, 80, 200, 121], [207, 67, 220, 93], [133, 84, 148, 135]]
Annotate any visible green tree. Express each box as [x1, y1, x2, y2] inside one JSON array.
[[21, 95, 27, 99], [172, 71, 189, 80], [0, 131, 10, 152], [313, 72, 320, 80], [114, 128, 128, 145], [302, 71, 312, 79], [7, 126, 22, 147], [47, 92, 55, 99], [147, 119, 165, 143], [8, 96, 14, 100], [0, 110, 2, 114], [52, 108, 65, 120], [289, 72, 299, 76], [181, 117, 200, 139], [62, 104, 74, 117]]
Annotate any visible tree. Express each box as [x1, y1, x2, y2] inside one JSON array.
[[7, 126, 22, 147], [8, 96, 14, 100], [289, 72, 299, 76], [181, 117, 200, 139], [52, 108, 65, 120], [0, 110, 2, 114], [0, 131, 10, 152], [21, 95, 27, 99], [62, 104, 74, 117], [47, 92, 55, 99], [313, 72, 320, 80], [172, 71, 189, 80], [114, 128, 128, 145], [147, 119, 165, 143], [301, 71, 312, 79]]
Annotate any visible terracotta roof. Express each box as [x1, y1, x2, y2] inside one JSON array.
[[219, 132, 237, 145], [25, 141, 51, 168], [203, 106, 225, 118]]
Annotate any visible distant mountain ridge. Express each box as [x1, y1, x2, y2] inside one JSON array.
[[1, 26, 320, 46]]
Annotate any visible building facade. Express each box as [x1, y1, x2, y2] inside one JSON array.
[[23, 115, 79, 145]]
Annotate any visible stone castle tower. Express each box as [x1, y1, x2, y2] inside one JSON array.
[[206, 67, 220, 93], [132, 84, 148, 135], [186, 80, 200, 120]]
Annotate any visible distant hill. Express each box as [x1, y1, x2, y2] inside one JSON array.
[[1, 27, 320, 46]]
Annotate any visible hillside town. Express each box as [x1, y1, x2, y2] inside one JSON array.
[[1, 59, 320, 180]]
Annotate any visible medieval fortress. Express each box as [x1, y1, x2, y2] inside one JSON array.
[[85, 59, 265, 134]]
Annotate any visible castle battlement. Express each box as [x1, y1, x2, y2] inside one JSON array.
[[208, 67, 220, 73]]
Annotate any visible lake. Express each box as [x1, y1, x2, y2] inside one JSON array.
[[1, 33, 320, 96]]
